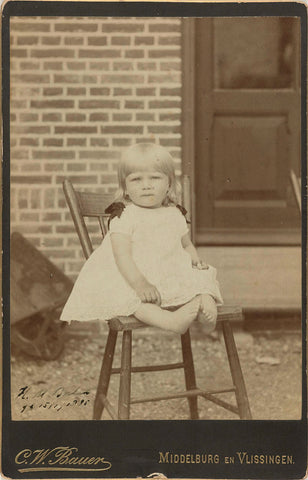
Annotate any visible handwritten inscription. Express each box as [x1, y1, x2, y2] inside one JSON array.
[[16, 385, 90, 413]]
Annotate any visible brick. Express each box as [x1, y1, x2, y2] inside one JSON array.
[[67, 138, 87, 147], [20, 212, 40, 222], [31, 49, 75, 58], [44, 189, 56, 208], [55, 23, 98, 32], [101, 23, 144, 33], [124, 100, 144, 109], [43, 139, 64, 147], [89, 62, 110, 70], [67, 87, 86, 95], [45, 249, 76, 259], [33, 150, 75, 160], [160, 61, 181, 71], [11, 86, 40, 97], [19, 61, 40, 69], [147, 125, 180, 134], [136, 113, 155, 121], [159, 113, 181, 121], [100, 74, 144, 83], [149, 100, 181, 109], [65, 113, 86, 122], [112, 138, 131, 147], [135, 36, 154, 46], [42, 212, 62, 221], [17, 36, 39, 45], [113, 62, 134, 71], [55, 126, 97, 134], [11, 175, 51, 184], [149, 23, 180, 33], [90, 138, 109, 147], [20, 138, 39, 147], [41, 37, 61, 45], [89, 113, 109, 122], [101, 126, 143, 134], [111, 36, 131, 46], [79, 49, 121, 58], [21, 163, 42, 172], [17, 224, 53, 234], [160, 87, 181, 96], [100, 174, 118, 183], [79, 151, 107, 160], [113, 87, 132, 96], [136, 88, 156, 96], [11, 150, 29, 160], [64, 37, 84, 46], [158, 36, 181, 46], [137, 61, 157, 71], [11, 74, 50, 83], [11, 126, 51, 135], [11, 23, 50, 32], [42, 238, 64, 247], [11, 100, 27, 109], [88, 37, 108, 46], [125, 49, 144, 58], [54, 74, 81, 83], [10, 114, 17, 122], [31, 100, 74, 108], [56, 175, 98, 184], [42, 113, 62, 122], [89, 162, 109, 171], [43, 87, 63, 96], [83, 75, 97, 84], [80, 150, 118, 160], [67, 163, 87, 172], [112, 113, 132, 122], [44, 61, 63, 70], [79, 100, 120, 109], [90, 88, 110, 96], [149, 49, 180, 58], [66, 62, 87, 70], [44, 163, 65, 172]]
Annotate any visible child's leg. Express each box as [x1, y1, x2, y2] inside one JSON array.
[[134, 296, 200, 334], [197, 294, 218, 333]]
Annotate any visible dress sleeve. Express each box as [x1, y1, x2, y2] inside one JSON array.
[[175, 208, 189, 237], [109, 207, 133, 236]]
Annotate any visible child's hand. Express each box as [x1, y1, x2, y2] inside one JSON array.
[[192, 259, 209, 270], [135, 279, 161, 305]]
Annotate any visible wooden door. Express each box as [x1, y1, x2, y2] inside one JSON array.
[[193, 17, 301, 245]]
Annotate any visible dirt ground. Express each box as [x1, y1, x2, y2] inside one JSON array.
[[10, 315, 302, 422]]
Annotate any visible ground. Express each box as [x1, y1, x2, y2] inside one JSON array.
[[11, 318, 302, 421]]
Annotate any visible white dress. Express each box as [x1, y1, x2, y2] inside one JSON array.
[[60, 204, 223, 322]]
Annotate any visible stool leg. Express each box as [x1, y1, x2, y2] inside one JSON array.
[[118, 330, 132, 420], [93, 329, 118, 420], [222, 320, 252, 419], [181, 330, 199, 419]]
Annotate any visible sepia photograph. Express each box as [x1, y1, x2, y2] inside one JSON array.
[[2, 2, 307, 479]]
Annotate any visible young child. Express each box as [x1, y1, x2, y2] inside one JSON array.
[[61, 143, 223, 334]]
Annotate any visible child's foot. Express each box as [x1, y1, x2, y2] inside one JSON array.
[[197, 294, 217, 333], [169, 296, 201, 334]]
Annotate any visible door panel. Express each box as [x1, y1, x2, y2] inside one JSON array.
[[195, 17, 301, 245]]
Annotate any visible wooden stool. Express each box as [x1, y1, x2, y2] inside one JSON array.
[[63, 178, 252, 421]]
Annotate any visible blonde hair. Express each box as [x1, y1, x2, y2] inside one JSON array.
[[115, 142, 181, 205]]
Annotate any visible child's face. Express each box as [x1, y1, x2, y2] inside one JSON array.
[[125, 170, 169, 208]]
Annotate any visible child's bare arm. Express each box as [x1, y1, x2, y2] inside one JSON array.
[[111, 233, 161, 304], [181, 233, 209, 269]]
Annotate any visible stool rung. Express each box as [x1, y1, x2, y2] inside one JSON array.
[[131, 387, 236, 405], [199, 392, 239, 415], [111, 362, 184, 374]]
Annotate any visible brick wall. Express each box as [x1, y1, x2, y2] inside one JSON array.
[[10, 16, 183, 279]]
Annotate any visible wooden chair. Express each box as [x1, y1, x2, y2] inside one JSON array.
[[289, 169, 301, 212], [63, 177, 252, 420]]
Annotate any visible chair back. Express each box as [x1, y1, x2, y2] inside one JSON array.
[[289, 169, 301, 212], [63, 179, 114, 260]]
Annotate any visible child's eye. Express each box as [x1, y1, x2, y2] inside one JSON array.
[[130, 177, 141, 182], [151, 176, 161, 180]]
